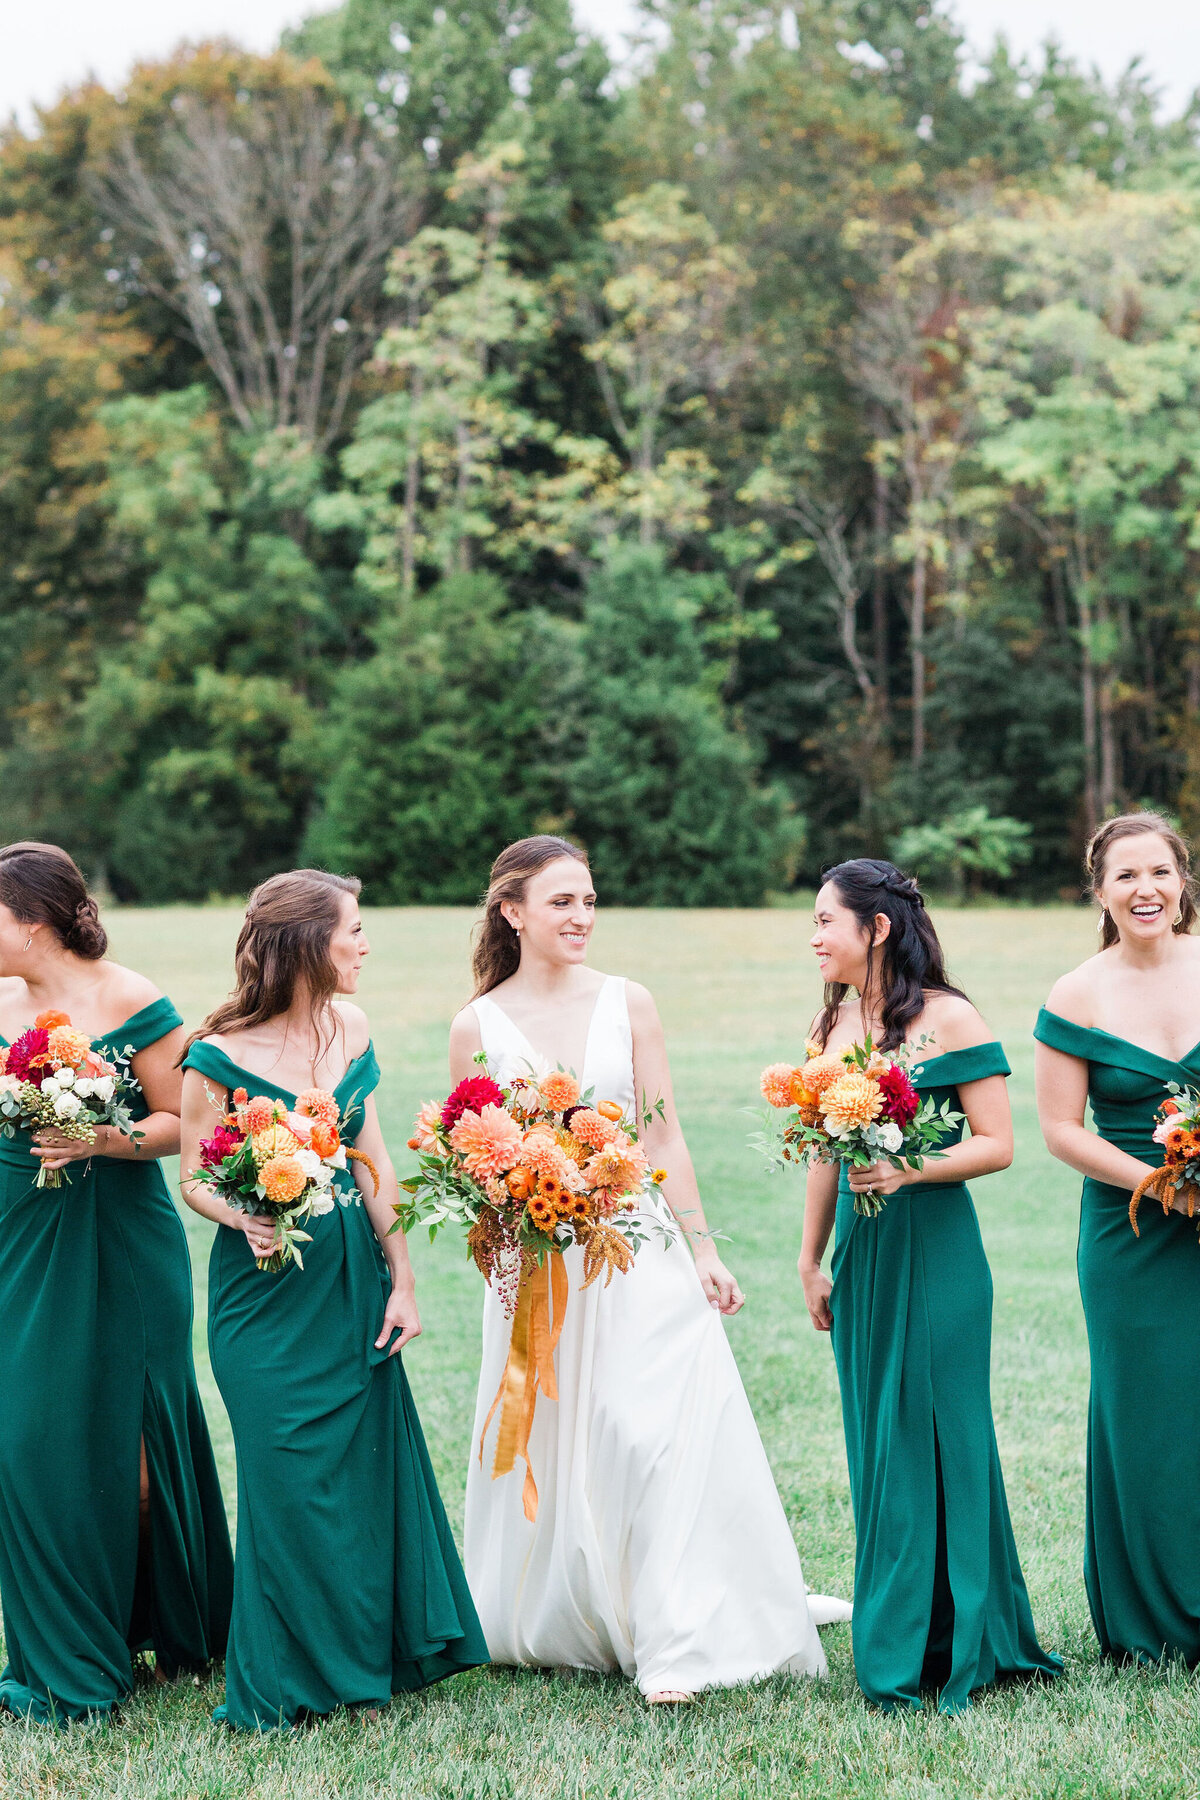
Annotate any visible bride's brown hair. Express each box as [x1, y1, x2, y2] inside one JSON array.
[[1086, 812, 1197, 948], [183, 869, 361, 1058], [472, 836, 589, 997]]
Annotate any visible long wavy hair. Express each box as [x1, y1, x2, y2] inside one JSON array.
[[814, 858, 967, 1052], [472, 836, 590, 997], [1086, 812, 1197, 948], [183, 869, 361, 1059], [0, 841, 107, 960]]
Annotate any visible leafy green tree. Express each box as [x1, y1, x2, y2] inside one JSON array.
[[891, 805, 1032, 898]]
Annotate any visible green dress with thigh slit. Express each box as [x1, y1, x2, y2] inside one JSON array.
[[1034, 1008, 1200, 1665], [183, 1039, 486, 1730], [0, 997, 233, 1724], [829, 1040, 1060, 1712]]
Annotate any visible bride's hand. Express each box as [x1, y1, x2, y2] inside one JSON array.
[[846, 1160, 908, 1197], [798, 1258, 832, 1332], [692, 1243, 744, 1315]]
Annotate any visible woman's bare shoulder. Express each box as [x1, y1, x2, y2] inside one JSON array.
[[1044, 957, 1110, 1028], [332, 999, 370, 1058], [919, 992, 993, 1052], [103, 963, 164, 1014]]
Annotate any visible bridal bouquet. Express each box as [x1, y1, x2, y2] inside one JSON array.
[[395, 1062, 661, 1312], [0, 1011, 144, 1187], [1130, 1085, 1200, 1238], [191, 1085, 379, 1271], [758, 1038, 961, 1216]]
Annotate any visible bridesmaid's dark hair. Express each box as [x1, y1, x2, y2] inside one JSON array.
[[473, 836, 590, 997], [814, 858, 967, 1052], [184, 869, 361, 1058], [1086, 811, 1198, 948], [0, 842, 107, 960]]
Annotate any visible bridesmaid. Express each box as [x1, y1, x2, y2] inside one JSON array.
[[798, 858, 1060, 1712], [180, 869, 485, 1729], [0, 841, 232, 1724], [1035, 811, 1200, 1666]]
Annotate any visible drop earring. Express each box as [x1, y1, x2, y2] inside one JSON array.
[[1096, 910, 1107, 934], [22, 936, 31, 952]]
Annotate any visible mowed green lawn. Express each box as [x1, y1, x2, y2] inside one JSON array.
[[4, 903, 1200, 1800]]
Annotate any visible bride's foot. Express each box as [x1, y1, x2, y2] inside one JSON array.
[[645, 1689, 695, 1706]]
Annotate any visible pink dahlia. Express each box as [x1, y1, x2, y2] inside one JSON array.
[[878, 1064, 919, 1127], [584, 1135, 648, 1198], [449, 1103, 524, 1181], [199, 1123, 246, 1168], [442, 1074, 504, 1130], [569, 1108, 619, 1151]]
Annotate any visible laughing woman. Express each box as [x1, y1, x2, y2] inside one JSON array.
[[798, 859, 1060, 1713], [0, 842, 232, 1725], [1035, 812, 1200, 1667], [180, 870, 485, 1730]]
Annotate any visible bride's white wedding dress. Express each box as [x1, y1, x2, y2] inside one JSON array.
[[463, 974, 850, 1696]]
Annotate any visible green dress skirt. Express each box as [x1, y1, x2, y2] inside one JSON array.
[[829, 1040, 1060, 1712], [1034, 1008, 1200, 1665], [183, 1039, 486, 1730], [0, 997, 233, 1724]]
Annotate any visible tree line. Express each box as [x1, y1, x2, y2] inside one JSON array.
[[2, 0, 1199, 904]]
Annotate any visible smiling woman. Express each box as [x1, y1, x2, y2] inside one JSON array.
[[1035, 811, 1200, 1669]]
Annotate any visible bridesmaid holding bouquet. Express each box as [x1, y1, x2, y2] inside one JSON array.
[[180, 869, 485, 1730], [0, 842, 232, 1724], [798, 859, 1059, 1712], [1035, 811, 1200, 1667]]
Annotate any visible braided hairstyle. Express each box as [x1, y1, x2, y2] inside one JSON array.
[[814, 858, 967, 1051]]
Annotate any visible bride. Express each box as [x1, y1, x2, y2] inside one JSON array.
[[451, 835, 850, 1703]]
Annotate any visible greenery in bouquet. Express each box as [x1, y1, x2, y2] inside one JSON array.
[[0, 1011, 144, 1188], [394, 1059, 665, 1314], [756, 1037, 962, 1216], [191, 1084, 379, 1272], [1130, 1084, 1200, 1239]]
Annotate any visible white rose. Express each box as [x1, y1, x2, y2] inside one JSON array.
[[295, 1148, 322, 1182], [74, 1078, 96, 1099], [877, 1122, 904, 1154], [329, 1146, 347, 1170], [91, 1076, 115, 1104], [53, 1090, 83, 1121], [309, 1190, 335, 1217]]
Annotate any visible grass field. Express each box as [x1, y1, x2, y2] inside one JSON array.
[[4, 903, 1200, 1800]]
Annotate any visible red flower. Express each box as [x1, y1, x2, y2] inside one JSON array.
[[6, 1027, 50, 1087], [200, 1123, 246, 1167], [442, 1075, 505, 1130], [878, 1063, 919, 1127]]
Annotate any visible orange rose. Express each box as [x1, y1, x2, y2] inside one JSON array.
[[310, 1121, 340, 1158], [506, 1167, 533, 1201], [596, 1101, 625, 1122], [35, 1010, 72, 1031]]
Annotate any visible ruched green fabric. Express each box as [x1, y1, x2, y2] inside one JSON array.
[[0, 998, 233, 1725], [830, 1041, 1060, 1712], [184, 1040, 486, 1729], [1034, 1007, 1200, 1665]]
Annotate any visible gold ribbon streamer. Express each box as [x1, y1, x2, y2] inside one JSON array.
[[479, 1252, 567, 1522]]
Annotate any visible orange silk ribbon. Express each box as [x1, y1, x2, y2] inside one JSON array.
[[479, 1252, 567, 1522]]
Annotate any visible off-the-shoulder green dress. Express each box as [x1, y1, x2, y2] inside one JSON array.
[[0, 998, 233, 1724], [183, 1038, 486, 1730], [829, 1041, 1061, 1712], [1034, 1008, 1200, 1665]]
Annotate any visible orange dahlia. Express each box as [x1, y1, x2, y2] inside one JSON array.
[[48, 1025, 90, 1068], [259, 1155, 307, 1205], [584, 1136, 648, 1196], [539, 1070, 581, 1112], [797, 1054, 846, 1100], [569, 1108, 619, 1151], [449, 1104, 524, 1181], [243, 1096, 278, 1134], [820, 1072, 883, 1132], [761, 1063, 800, 1109], [521, 1129, 575, 1183], [232, 1087, 249, 1107], [295, 1088, 340, 1126]]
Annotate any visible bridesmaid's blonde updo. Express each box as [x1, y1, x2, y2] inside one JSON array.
[[472, 836, 589, 997], [1086, 812, 1198, 948]]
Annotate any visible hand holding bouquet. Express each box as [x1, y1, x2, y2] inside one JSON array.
[[191, 1085, 379, 1271], [1130, 1085, 1200, 1238], [758, 1037, 962, 1216], [0, 1012, 144, 1188], [395, 1062, 661, 1313]]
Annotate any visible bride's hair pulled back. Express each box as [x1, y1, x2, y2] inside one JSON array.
[[815, 857, 966, 1052], [0, 841, 107, 960], [472, 836, 589, 997], [185, 868, 361, 1056], [1086, 811, 1197, 948]]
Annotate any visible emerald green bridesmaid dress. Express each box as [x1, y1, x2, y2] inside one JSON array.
[[0, 998, 233, 1724], [183, 1039, 486, 1730], [829, 1041, 1061, 1712], [1034, 1008, 1200, 1665]]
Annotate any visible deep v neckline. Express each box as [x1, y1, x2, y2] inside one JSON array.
[[480, 978, 611, 1090]]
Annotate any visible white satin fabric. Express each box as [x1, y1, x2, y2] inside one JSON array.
[[463, 975, 847, 1695]]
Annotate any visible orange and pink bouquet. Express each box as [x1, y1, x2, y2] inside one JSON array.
[[0, 1011, 144, 1188], [394, 1062, 661, 1313], [190, 1085, 379, 1271], [1130, 1084, 1200, 1239]]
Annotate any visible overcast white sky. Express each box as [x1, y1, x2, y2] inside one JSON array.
[[3, 0, 1197, 128]]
